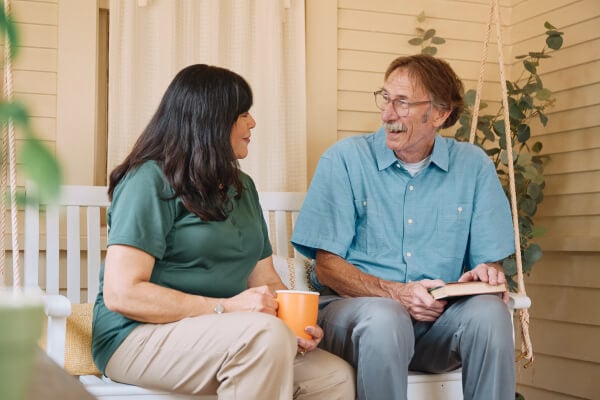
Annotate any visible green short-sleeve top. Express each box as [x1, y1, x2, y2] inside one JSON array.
[[91, 161, 272, 373]]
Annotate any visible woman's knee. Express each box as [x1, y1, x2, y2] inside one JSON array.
[[246, 313, 297, 360]]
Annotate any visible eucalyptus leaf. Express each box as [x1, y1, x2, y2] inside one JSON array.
[[19, 139, 63, 201], [532, 141, 543, 153], [502, 258, 517, 276], [524, 243, 543, 265], [516, 124, 531, 143], [431, 37, 445, 44], [423, 29, 435, 40], [547, 34, 563, 50], [523, 60, 537, 74], [531, 226, 547, 237], [527, 182, 542, 199], [544, 21, 557, 30], [409, 38, 423, 46], [536, 88, 552, 101], [538, 112, 549, 126], [423, 46, 437, 56]]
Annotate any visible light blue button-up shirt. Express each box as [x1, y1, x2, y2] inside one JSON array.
[[291, 128, 515, 286]]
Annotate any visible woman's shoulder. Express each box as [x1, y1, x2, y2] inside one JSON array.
[[115, 161, 173, 198]]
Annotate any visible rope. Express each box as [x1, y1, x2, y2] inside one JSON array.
[[468, 3, 494, 144], [0, 0, 9, 287], [470, 0, 534, 367], [0, 0, 21, 288]]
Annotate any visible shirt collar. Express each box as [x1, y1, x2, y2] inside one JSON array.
[[374, 127, 449, 172]]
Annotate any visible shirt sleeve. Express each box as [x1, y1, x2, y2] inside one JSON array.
[[291, 144, 357, 260], [107, 163, 175, 259], [466, 157, 516, 268]]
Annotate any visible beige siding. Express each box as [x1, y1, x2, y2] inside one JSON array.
[[9, 0, 58, 186], [307, 0, 600, 398]]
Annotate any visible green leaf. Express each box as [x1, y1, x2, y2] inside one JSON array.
[[502, 258, 517, 276], [544, 21, 557, 30], [515, 54, 528, 60], [431, 36, 446, 45], [423, 29, 435, 40], [538, 112, 548, 126], [536, 88, 552, 101], [0, 7, 20, 58], [463, 89, 477, 106], [417, 11, 426, 23], [527, 182, 542, 200], [531, 226, 547, 238], [524, 243, 543, 266], [546, 34, 563, 50], [520, 197, 537, 215], [532, 141, 543, 153], [19, 139, 63, 201], [509, 102, 525, 120], [523, 60, 537, 74], [0, 101, 31, 131], [528, 51, 545, 58], [517, 124, 531, 143], [422, 46, 437, 56], [493, 120, 506, 137], [409, 38, 423, 46]]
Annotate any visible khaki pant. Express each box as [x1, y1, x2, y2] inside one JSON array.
[[105, 312, 355, 400]]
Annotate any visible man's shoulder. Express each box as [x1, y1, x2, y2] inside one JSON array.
[[444, 137, 490, 162]]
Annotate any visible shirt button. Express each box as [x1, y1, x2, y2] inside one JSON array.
[[458, 206, 463, 213], [407, 218, 413, 224], [409, 185, 414, 191], [363, 201, 367, 206], [396, 163, 401, 168], [406, 252, 412, 257]]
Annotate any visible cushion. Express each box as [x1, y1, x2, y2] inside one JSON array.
[[64, 303, 101, 376], [272, 254, 315, 291]]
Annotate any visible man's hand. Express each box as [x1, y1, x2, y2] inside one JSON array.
[[392, 279, 447, 321], [458, 263, 509, 303]]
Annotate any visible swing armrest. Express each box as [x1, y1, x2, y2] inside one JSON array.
[[43, 294, 72, 367], [507, 292, 531, 311]]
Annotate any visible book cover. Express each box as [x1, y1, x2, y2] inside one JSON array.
[[428, 281, 506, 300]]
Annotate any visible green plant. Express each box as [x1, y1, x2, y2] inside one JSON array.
[[409, 16, 564, 289], [0, 2, 62, 202]]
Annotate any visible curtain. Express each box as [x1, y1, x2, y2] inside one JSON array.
[[107, 0, 306, 191]]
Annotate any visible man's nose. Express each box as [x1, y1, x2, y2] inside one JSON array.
[[381, 101, 398, 120]]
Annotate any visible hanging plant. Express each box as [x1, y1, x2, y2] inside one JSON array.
[[409, 15, 564, 289]]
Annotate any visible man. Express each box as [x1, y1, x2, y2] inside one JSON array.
[[291, 54, 516, 400]]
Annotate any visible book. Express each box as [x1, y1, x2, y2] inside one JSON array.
[[428, 281, 507, 300]]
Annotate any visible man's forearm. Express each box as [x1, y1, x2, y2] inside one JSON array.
[[315, 250, 397, 298]]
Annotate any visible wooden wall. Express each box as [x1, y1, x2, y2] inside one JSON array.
[[9, 0, 600, 398], [306, 0, 599, 398]]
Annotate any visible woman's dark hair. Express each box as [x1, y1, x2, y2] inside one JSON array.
[[108, 64, 253, 220], [385, 54, 464, 129]]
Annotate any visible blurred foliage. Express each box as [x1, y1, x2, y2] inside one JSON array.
[[0, 1, 62, 202], [410, 16, 564, 289]]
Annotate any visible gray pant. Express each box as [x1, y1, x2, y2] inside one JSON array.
[[317, 294, 515, 400]]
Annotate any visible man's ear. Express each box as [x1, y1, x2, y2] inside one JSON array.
[[432, 108, 451, 128]]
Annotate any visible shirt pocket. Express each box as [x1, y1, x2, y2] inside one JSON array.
[[435, 204, 472, 260], [354, 199, 387, 254]]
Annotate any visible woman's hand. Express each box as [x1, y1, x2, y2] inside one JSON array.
[[223, 285, 278, 315], [296, 325, 323, 355]]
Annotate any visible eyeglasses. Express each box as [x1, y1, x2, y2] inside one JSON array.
[[373, 90, 431, 116]]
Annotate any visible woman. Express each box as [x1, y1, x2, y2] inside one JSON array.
[[91, 64, 355, 399]]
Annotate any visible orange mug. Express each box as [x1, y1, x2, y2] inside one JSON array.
[[275, 290, 319, 339]]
